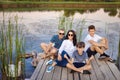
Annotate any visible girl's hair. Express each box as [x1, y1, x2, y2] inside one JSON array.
[[65, 30, 77, 46], [76, 42, 85, 48]]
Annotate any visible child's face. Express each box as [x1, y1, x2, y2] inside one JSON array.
[[89, 29, 95, 37], [77, 47, 84, 55]]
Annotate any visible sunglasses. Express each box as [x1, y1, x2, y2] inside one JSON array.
[[59, 33, 65, 35], [77, 46, 82, 48], [68, 34, 73, 36]]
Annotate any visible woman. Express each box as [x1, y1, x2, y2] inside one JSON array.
[[46, 30, 82, 73]]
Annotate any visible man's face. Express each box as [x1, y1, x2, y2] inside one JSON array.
[[58, 30, 65, 39], [89, 29, 95, 37]]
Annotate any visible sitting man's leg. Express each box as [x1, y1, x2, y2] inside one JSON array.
[[40, 43, 48, 54], [42, 48, 57, 59]]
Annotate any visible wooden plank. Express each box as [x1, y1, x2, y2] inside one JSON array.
[[91, 57, 105, 80], [95, 55, 116, 80], [80, 70, 90, 80], [80, 73, 86, 80], [82, 74, 90, 80], [36, 60, 48, 80], [74, 72, 80, 80], [61, 67, 67, 80], [89, 64, 98, 80], [42, 64, 54, 80], [106, 61, 120, 80], [52, 66, 62, 80], [67, 69, 74, 80], [30, 59, 44, 80]]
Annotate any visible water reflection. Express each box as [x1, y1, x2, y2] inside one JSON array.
[[63, 8, 120, 18], [1, 8, 120, 18]]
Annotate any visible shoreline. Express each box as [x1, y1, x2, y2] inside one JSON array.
[[0, 1, 120, 10]]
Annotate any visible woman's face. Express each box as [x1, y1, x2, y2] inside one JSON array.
[[68, 32, 74, 40]]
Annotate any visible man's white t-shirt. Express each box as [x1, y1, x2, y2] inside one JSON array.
[[84, 34, 102, 51]]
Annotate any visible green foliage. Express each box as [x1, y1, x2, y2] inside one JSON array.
[[0, 12, 25, 79], [58, 15, 85, 41], [58, 15, 73, 34], [0, 0, 120, 2]]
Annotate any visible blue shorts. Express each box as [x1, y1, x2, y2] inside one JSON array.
[[73, 62, 86, 68], [55, 50, 70, 67]]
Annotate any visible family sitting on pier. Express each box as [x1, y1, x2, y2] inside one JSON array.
[[31, 25, 113, 74]]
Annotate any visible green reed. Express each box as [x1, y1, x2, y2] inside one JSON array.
[[58, 15, 85, 42], [0, 12, 25, 80], [58, 15, 73, 34], [76, 18, 85, 42]]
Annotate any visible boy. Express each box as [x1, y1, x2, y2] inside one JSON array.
[[71, 42, 92, 74], [84, 25, 113, 62]]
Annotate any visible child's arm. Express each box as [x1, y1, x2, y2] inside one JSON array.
[[86, 56, 93, 65]]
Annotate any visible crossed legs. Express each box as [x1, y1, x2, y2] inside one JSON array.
[[40, 43, 57, 59]]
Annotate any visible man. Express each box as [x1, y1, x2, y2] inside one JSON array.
[[84, 25, 112, 62], [40, 29, 65, 64]]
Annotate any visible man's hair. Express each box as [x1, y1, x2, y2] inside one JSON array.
[[59, 28, 65, 31], [88, 25, 95, 31], [76, 42, 85, 48]]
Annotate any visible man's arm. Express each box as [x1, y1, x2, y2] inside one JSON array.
[[86, 55, 94, 65]]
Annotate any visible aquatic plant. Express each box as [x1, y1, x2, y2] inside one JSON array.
[[58, 15, 73, 34], [0, 12, 25, 80], [76, 18, 85, 42], [58, 15, 85, 42]]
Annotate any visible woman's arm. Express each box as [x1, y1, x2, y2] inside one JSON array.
[[64, 54, 74, 64], [58, 40, 66, 54]]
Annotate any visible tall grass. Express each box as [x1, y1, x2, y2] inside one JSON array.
[[0, 12, 25, 80], [58, 15, 73, 34], [76, 18, 85, 42], [58, 15, 85, 42]]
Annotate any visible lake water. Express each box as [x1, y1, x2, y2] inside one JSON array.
[[0, 8, 120, 78]]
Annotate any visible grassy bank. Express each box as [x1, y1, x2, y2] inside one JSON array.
[[0, 1, 120, 4], [0, 1, 120, 12]]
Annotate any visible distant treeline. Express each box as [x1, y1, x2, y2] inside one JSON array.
[[1, 0, 120, 2]]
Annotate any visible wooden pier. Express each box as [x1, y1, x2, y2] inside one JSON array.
[[30, 54, 120, 80]]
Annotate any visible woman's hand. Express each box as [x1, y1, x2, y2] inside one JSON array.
[[58, 54, 62, 61], [64, 54, 73, 64]]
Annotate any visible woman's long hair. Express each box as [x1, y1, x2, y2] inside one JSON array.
[[65, 30, 77, 46]]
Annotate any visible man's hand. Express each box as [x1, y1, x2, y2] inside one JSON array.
[[58, 54, 62, 61]]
